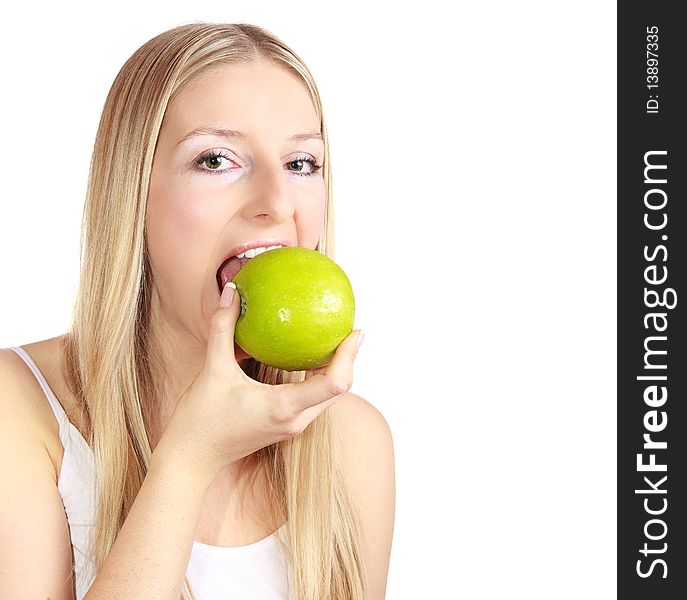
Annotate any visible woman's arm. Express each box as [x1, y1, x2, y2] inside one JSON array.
[[84, 444, 216, 600], [332, 392, 396, 599], [0, 353, 76, 600]]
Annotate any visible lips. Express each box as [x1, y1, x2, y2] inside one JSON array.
[[215, 239, 293, 293]]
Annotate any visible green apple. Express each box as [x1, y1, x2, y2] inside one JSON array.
[[232, 247, 355, 371]]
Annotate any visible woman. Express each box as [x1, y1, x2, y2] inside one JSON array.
[[0, 22, 395, 600]]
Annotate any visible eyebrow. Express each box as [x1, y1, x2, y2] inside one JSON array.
[[176, 127, 323, 146]]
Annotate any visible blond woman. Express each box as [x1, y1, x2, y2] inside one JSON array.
[[0, 22, 395, 600]]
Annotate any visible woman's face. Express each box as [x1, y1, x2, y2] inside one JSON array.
[[146, 61, 326, 360]]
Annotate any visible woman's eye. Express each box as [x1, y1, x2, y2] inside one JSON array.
[[195, 151, 235, 173], [287, 157, 322, 177]]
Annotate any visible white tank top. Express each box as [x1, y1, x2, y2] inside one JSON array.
[[10, 346, 294, 600]]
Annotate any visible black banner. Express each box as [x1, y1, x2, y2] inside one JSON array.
[[618, 3, 687, 598]]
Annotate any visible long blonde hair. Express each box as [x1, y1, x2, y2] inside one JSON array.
[[61, 22, 366, 600]]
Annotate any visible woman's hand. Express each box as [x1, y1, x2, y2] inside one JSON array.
[[154, 282, 363, 483]]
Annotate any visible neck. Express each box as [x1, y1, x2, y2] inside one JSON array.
[[145, 291, 206, 450]]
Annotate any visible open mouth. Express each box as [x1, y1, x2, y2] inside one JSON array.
[[215, 242, 288, 294]]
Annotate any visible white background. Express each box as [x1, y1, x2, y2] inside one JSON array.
[[0, 1, 616, 598]]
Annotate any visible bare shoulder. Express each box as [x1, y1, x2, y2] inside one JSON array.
[[330, 392, 395, 599], [0, 345, 63, 480], [0, 346, 49, 423], [0, 345, 30, 380], [330, 392, 395, 481], [331, 391, 393, 442], [330, 391, 395, 489]]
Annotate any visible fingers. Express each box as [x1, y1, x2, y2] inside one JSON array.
[[280, 329, 363, 412], [204, 282, 242, 374], [322, 329, 363, 387]]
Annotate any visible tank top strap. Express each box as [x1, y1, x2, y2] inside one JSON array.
[[9, 346, 70, 428]]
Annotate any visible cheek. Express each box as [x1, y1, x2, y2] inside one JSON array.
[[295, 187, 327, 249], [145, 178, 218, 293]]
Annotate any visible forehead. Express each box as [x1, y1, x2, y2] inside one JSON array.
[[162, 61, 320, 140]]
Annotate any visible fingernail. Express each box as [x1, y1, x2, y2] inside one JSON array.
[[220, 281, 236, 307], [355, 330, 365, 350]]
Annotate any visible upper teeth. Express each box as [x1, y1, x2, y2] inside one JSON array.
[[236, 245, 283, 259]]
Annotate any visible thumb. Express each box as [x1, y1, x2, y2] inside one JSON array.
[[205, 282, 241, 373]]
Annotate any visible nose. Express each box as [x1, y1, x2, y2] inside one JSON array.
[[241, 160, 295, 224]]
